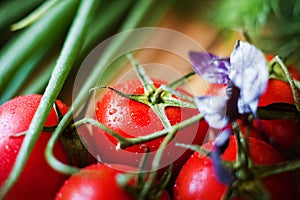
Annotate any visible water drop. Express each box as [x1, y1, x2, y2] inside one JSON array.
[[108, 108, 117, 115], [203, 159, 210, 166], [5, 145, 10, 150]]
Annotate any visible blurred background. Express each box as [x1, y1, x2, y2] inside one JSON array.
[[0, 0, 299, 104]]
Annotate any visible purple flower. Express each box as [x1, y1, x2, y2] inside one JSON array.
[[229, 40, 268, 114], [194, 95, 228, 129], [189, 52, 230, 84], [210, 129, 236, 185], [190, 41, 268, 127]]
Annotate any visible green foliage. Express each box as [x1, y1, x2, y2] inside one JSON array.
[[211, 0, 300, 68]]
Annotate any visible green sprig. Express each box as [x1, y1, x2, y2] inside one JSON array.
[[0, 0, 97, 197]]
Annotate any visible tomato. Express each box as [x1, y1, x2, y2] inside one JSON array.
[[55, 163, 170, 200], [257, 78, 300, 148], [174, 136, 299, 200], [89, 79, 208, 172], [258, 78, 297, 106], [0, 94, 69, 200]]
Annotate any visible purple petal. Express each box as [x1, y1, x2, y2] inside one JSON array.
[[189, 51, 230, 84], [214, 129, 231, 153], [229, 41, 268, 114], [194, 95, 229, 129], [211, 129, 236, 185]]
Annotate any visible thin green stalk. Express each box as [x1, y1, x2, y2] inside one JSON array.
[[11, 0, 61, 31], [20, 0, 133, 96], [139, 129, 177, 199], [0, 0, 97, 198], [45, 0, 156, 174], [73, 113, 204, 151], [1, 45, 50, 101], [0, 0, 78, 103], [274, 56, 300, 111], [127, 53, 155, 94], [168, 71, 196, 89], [0, 0, 43, 29], [258, 159, 300, 179], [20, 59, 56, 95]]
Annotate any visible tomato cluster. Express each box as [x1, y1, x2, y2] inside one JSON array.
[[1, 63, 300, 199]]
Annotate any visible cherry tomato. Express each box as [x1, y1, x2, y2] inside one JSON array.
[[174, 136, 299, 200], [257, 78, 300, 148], [0, 94, 69, 200], [91, 79, 208, 172], [55, 163, 170, 200]]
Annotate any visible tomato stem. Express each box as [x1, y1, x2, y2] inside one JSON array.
[[270, 56, 300, 111], [168, 71, 196, 89], [175, 142, 210, 155], [257, 158, 300, 179], [127, 53, 156, 95]]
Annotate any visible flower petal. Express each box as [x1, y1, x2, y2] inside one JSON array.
[[189, 51, 230, 84], [194, 95, 229, 129], [211, 129, 236, 185], [229, 41, 268, 114]]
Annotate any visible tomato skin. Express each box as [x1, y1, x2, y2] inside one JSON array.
[[258, 78, 297, 106], [56, 163, 170, 200], [257, 79, 300, 147], [0, 94, 69, 200], [92, 79, 208, 170], [174, 136, 299, 200]]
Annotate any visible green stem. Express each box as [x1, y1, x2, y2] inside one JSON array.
[[0, 0, 97, 197], [20, 58, 56, 95], [73, 113, 204, 152], [160, 84, 195, 103], [168, 71, 196, 89], [139, 127, 177, 199], [175, 142, 210, 156], [127, 53, 156, 94], [45, 0, 157, 174], [121, 113, 204, 149], [0, 0, 78, 103], [11, 0, 60, 31], [72, 118, 128, 146], [0, 0, 43, 30], [274, 56, 300, 111], [20, 0, 133, 96], [1, 44, 49, 100], [257, 159, 300, 179]]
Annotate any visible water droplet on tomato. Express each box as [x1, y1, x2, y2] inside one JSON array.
[[203, 159, 210, 166], [5, 145, 10, 151], [108, 108, 117, 115]]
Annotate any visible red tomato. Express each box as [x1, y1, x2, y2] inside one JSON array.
[[55, 163, 170, 200], [90, 79, 208, 172], [257, 79, 300, 147], [174, 136, 299, 200], [0, 94, 69, 200]]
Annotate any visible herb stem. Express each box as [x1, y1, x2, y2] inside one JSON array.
[[0, 0, 78, 104], [45, 0, 156, 174], [0, 0, 97, 197]]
